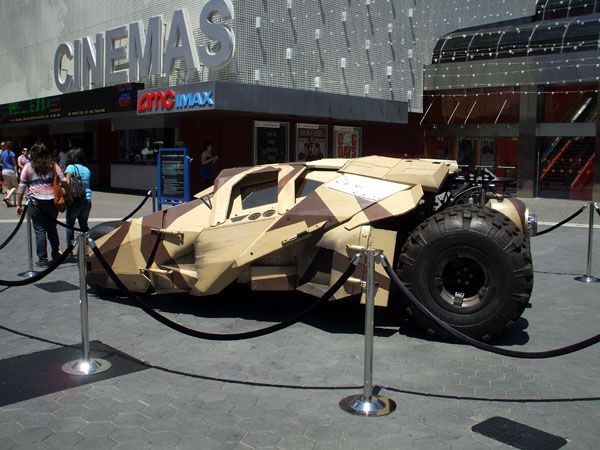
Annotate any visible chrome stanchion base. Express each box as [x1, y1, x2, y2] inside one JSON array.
[[61, 358, 112, 376], [339, 394, 396, 417], [575, 275, 600, 284], [18, 270, 38, 278]]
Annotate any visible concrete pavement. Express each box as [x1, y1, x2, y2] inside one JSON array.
[[0, 192, 599, 449]]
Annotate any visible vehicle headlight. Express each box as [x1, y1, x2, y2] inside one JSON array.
[[525, 209, 538, 236]]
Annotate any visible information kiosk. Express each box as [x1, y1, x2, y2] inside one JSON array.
[[157, 148, 191, 209]]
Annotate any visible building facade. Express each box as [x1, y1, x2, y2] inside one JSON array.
[[424, 0, 600, 200], [2, 0, 570, 196]]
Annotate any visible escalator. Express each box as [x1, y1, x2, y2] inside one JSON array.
[[539, 94, 597, 192]]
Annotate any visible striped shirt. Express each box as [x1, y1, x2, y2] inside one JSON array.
[[17, 162, 66, 201]]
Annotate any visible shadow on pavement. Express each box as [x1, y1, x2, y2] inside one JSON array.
[[90, 284, 531, 345]]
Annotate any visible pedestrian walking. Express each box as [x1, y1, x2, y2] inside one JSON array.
[[64, 148, 92, 247], [200, 140, 218, 190], [1, 141, 18, 207], [17, 147, 30, 173], [15, 143, 68, 267]]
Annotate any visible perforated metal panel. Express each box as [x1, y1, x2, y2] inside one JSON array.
[[0, 0, 537, 112]]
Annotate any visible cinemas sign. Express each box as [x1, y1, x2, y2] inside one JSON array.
[[137, 83, 216, 115], [54, 0, 235, 93]]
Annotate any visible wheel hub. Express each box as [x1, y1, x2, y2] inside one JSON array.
[[436, 255, 489, 309]]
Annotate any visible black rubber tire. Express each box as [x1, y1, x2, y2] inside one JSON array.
[[396, 204, 533, 341]]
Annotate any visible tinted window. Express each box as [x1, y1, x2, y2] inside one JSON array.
[[528, 24, 567, 55], [297, 179, 323, 198], [440, 35, 472, 63], [468, 31, 503, 60], [569, 0, 595, 17], [241, 182, 278, 210], [563, 19, 600, 52], [497, 28, 532, 58], [432, 38, 447, 64], [535, 0, 549, 21], [543, 0, 570, 19]]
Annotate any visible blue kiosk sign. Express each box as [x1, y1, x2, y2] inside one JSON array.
[[157, 148, 191, 209]]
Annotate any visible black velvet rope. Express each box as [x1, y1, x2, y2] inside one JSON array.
[[0, 203, 29, 251], [88, 237, 360, 341], [30, 201, 84, 232], [534, 204, 587, 237], [121, 190, 152, 221], [382, 256, 600, 358], [31, 189, 153, 234], [0, 244, 75, 287]]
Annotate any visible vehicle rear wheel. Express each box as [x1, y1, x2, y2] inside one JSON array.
[[396, 205, 533, 341]]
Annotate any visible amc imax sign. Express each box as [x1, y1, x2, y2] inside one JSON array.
[[138, 84, 215, 115]]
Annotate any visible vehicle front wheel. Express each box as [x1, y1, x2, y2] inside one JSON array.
[[396, 205, 533, 341]]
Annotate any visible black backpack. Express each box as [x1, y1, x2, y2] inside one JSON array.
[[69, 165, 86, 202]]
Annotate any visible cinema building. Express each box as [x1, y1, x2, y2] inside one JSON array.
[[0, 0, 597, 199]]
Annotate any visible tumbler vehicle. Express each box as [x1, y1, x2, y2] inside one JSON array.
[[88, 156, 534, 340]]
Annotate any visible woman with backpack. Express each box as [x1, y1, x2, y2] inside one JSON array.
[[15, 143, 68, 267], [64, 148, 92, 248]]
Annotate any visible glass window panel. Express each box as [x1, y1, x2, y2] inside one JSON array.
[[562, 19, 600, 52], [432, 38, 447, 64], [543, 0, 571, 19], [241, 181, 278, 210], [497, 28, 531, 58], [468, 31, 502, 61], [538, 136, 595, 199], [568, 0, 595, 16], [528, 23, 568, 55], [535, 0, 549, 21], [439, 35, 472, 63], [542, 83, 597, 122]]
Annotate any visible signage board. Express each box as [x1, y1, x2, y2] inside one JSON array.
[[157, 148, 191, 208], [137, 83, 215, 115], [296, 123, 328, 161], [254, 121, 289, 165], [0, 83, 142, 124], [334, 126, 362, 158], [54, 2, 236, 93]]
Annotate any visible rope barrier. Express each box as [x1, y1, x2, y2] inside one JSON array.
[[88, 237, 361, 341], [121, 190, 152, 222], [381, 255, 600, 359], [4, 321, 600, 403], [0, 203, 29, 251], [534, 203, 587, 237], [30, 189, 153, 234], [0, 244, 75, 287]]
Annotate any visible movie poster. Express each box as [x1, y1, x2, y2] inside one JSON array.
[[254, 121, 289, 165], [296, 123, 328, 161], [334, 126, 362, 158]]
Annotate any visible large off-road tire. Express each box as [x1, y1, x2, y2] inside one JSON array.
[[396, 204, 533, 341]]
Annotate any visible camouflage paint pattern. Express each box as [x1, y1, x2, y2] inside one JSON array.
[[88, 156, 526, 307]]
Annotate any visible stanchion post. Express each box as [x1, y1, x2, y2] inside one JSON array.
[[151, 187, 157, 213], [575, 201, 599, 284], [18, 200, 37, 278], [340, 248, 396, 416], [62, 232, 112, 375]]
